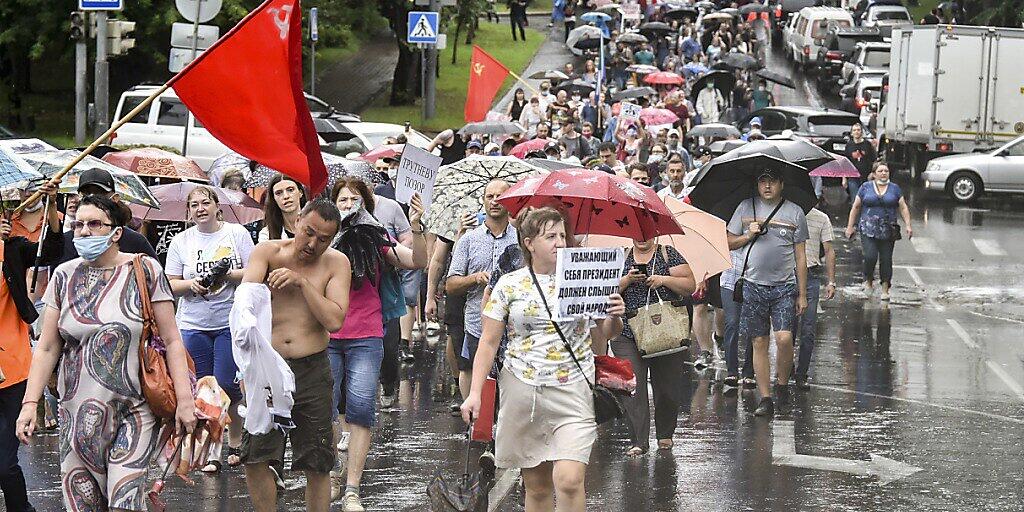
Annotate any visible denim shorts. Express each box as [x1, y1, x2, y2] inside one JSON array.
[[327, 337, 384, 427], [400, 269, 422, 307], [739, 281, 797, 338]]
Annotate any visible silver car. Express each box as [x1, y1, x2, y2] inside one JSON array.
[[922, 135, 1024, 202]]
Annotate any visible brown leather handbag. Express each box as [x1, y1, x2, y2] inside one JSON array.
[[132, 254, 194, 420]]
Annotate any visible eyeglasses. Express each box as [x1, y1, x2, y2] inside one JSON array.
[[71, 220, 115, 232]]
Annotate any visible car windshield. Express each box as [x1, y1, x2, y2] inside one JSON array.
[[807, 115, 859, 136], [813, 19, 850, 39], [306, 97, 330, 113], [874, 10, 910, 21], [864, 50, 890, 68]]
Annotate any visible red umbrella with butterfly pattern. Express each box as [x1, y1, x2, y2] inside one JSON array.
[[496, 169, 683, 241]]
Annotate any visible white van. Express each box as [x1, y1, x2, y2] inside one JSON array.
[[787, 7, 855, 66]]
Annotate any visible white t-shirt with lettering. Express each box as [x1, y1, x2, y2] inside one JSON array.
[[165, 222, 255, 330]]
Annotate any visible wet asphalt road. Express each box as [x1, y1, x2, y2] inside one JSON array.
[[12, 26, 1024, 512]]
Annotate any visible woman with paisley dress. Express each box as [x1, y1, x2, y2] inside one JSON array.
[[16, 195, 196, 511]]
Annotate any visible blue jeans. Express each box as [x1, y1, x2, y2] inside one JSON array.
[[327, 337, 384, 427], [721, 285, 753, 378], [181, 328, 241, 401], [847, 177, 863, 202], [795, 269, 822, 379], [861, 236, 895, 285]]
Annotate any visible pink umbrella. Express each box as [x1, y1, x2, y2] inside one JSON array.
[[644, 71, 685, 85], [359, 144, 405, 163], [639, 107, 679, 126], [510, 138, 550, 159], [102, 148, 208, 182], [582, 196, 731, 282], [809, 154, 860, 178], [129, 182, 263, 224]]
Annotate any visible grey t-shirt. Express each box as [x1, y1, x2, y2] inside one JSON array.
[[373, 194, 411, 241], [727, 197, 808, 286]]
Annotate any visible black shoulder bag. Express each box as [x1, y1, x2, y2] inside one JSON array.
[[528, 268, 623, 425], [732, 198, 786, 304]]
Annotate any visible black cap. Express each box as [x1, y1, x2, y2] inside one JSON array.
[[78, 168, 115, 193], [757, 169, 781, 181]]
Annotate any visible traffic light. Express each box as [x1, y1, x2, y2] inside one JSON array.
[[107, 20, 136, 56], [70, 11, 86, 41]]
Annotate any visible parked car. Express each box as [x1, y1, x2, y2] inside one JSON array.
[[735, 106, 866, 153], [321, 122, 433, 157], [841, 41, 890, 84], [850, 0, 903, 25], [814, 26, 883, 93], [922, 135, 1024, 202], [786, 6, 854, 66], [861, 3, 912, 36], [839, 75, 883, 128], [771, 0, 818, 48]]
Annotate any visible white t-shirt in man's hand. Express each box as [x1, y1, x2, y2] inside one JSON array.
[[165, 222, 255, 331]]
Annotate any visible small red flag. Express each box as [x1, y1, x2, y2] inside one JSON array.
[[170, 0, 327, 194], [464, 46, 510, 123]]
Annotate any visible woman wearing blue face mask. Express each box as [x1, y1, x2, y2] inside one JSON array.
[[16, 194, 196, 510]]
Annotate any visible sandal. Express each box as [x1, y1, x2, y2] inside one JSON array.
[[227, 446, 242, 467], [625, 446, 648, 457], [200, 460, 222, 473]]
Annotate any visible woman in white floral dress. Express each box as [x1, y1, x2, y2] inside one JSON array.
[[461, 207, 626, 512], [17, 195, 196, 511]]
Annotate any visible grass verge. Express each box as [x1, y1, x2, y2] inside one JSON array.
[[361, 20, 543, 132]]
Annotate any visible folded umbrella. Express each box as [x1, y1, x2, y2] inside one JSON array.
[[496, 169, 683, 241], [426, 156, 547, 241], [458, 120, 525, 137], [426, 423, 488, 512], [129, 182, 263, 224], [610, 86, 657, 101], [583, 195, 731, 282], [16, 149, 160, 207], [639, 107, 680, 127], [757, 68, 796, 88], [644, 71, 685, 85], [688, 123, 741, 140], [102, 147, 209, 182], [687, 153, 816, 220], [809, 154, 860, 178]]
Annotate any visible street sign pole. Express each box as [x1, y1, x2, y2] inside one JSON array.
[[424, 0, 438, 120], [94, 11, 109, 138], [310, 7, 318, 96], [75, 38, 87, 144], [181, 0, 205, 157]]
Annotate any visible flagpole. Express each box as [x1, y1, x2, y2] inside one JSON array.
[[13, 82, 174, 213], [505, 69, 542, 97]]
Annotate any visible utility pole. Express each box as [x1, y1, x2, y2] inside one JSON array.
[[71, 11, 88, 145], [181, 0, 204, 157], [310, 7, 318, 96], [423, 0, 438, 120], [94, 11, 110, 138]]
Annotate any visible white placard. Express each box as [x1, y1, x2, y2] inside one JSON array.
[[620, 102, 641, 121], [555, 247, 625, 319], [395, 144, 442, 208], [623, 4, 642, 20]]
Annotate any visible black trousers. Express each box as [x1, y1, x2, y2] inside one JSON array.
[[564, 20, 576, 42], [381, 317, 401, 396], [510, 15, 526, 41], [611, 336, 686, 448], [0, 381, 34, 512]]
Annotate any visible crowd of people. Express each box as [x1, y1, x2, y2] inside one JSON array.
[[0, 2, 919, 512]]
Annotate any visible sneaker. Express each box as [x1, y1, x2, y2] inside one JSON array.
[[341, 491, 365, 512], [337, 432, 350, 452], [754, 397, 775, 417], [741, 377, 757, 389], [330, 470, 344, 502], [880, 290, 890, 301], [694, 350, 712, 370], [863, 282, 875, 296], [795, 375, 810, 390], [380, 392, 397, 412], [269, 463, 286, 491], [723, 375, 739, 387], [479, 450, 496, 479]]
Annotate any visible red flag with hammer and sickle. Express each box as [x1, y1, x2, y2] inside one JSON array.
[[464, 46, 510, 123]]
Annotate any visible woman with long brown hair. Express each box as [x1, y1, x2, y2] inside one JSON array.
[[258, 174, 308, 242]]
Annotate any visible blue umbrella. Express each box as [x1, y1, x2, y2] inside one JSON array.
[[581, 11, 613, 23], [0, 147, 44, 190], [683, 62, 709, 77]]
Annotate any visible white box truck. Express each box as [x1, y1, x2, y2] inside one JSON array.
[[881, 25, 1024, 176]]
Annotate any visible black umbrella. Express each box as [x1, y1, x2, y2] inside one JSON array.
[[688, 153, 816, 220], [757, 68, 796, 88], [639, 21, 673, 35], [720, 139, 834, 171], [696, 0, 716, 10], [555, 79, 597, 96], [711, 61, 732, 71], [688, 123, 741, 140], [719, 7, 740, 17], [426, 426, 488, 512], [690, 70, 737, 103], [739, 3, 768, 15], [526, 158, 578, 171], [616, 32, 648, 45], [573, 34, 606, 50], [708, 139, 748, 155], [664, 6, 699, 21], [610, 86, 658, 102], [721, 52, 761, 70], [528, 69, 569, 81]]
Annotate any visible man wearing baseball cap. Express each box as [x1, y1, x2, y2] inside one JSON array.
[[54, 168, 157, 267], [726, 169, 808, 418]]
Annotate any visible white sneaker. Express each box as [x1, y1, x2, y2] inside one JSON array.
[[863, 282, 875, 296], [880, 290, 890, 301], [337, 432, 350, 452], [341, 491, 365, 512]]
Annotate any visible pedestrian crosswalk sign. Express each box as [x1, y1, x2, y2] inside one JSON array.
[[408, 11, 439, 44]]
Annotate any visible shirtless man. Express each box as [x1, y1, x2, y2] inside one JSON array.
[[240, 200, 352, 512]]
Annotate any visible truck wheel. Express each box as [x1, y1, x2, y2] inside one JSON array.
[[948, 172, 982, 203], [908, 147, 928, 179]]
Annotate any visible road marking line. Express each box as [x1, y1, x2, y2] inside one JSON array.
[[910, 237, 941, 254], [906, 267, 924, 286], [812, 384, 1024, 425], [905, 268, 945, 311], [488, 468, 520, 512], [966, 309, 1024, 325], [973, 238, 1007, 257], [946, 319, 979, 350], [772, 421, 922, 485], [985, 361, 1024, 403]]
